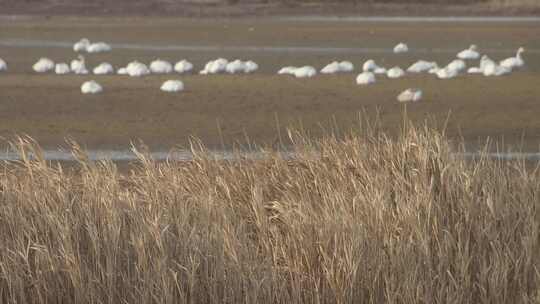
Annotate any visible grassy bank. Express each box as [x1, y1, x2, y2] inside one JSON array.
[[0, 123, 539, 303]]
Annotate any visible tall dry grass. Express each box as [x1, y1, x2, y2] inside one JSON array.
[[0, 123, 539, 304]]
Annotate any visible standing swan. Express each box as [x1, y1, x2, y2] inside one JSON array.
[[71, 55, 88, 74], [500, 47, 525, 69]]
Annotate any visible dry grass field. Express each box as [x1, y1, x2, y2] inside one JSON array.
[[0, 17, 539, 150], [0, 124, 539, 303]]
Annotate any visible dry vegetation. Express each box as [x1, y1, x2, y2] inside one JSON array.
[[0, 122, 539, 304]]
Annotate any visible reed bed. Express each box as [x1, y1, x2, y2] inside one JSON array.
[[0, 123, 539, 304]]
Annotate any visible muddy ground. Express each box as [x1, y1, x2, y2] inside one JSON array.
[[0, 17, 539, 151]]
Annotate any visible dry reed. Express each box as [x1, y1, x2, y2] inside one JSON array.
[[0, 123, 539, 304]]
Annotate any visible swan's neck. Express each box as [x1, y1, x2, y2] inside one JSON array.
[[516, 50, 523, 60]]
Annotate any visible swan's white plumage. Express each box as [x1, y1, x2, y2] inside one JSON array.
[[436, 67, 459, 79], [150, 59, 173, 74], [0, 58, 7, 72], [86, 42, 111, 53], [407, 60, 437, 73], [356, 72, 376, 85], [174, 60, 194, 74], [457, 45, 480, 60], [244, 60, 259, 73], [160, 80, 185, 92], [81, 80, 103, 94], [293, 66, 317, 78], [397, 88, 423, 103], [93, 62, 114, 75], [200, 58, 228, 74], [446, 59, 466, 72], [117, 67, 128, 75], [278, 66, 297, 75], [386, 66, 405, 79], [55, 63, 70, 74], [71, 55, 88, 74], [33, 58, 55, 73], [126, 61, 150, 77], [73, 38, 90, 52], [321, 61, 354, 74], [393, 42, 409, 54], [500, 47, 525, 69]]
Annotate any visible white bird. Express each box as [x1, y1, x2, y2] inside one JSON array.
[[483, 62, 511, 77], [86, 42, 111, 53], [277, 66, 297, 75], [55, 63, 70, 74], [73, 38, 90, 52], [321, 61, 354, 74], [0, 58, 7, 71], [174, 60, 194, 74], [467, 67, 483, 74], [393, 42, 409, 54], [33, 58, 55, 73], [500, 47, 525, 69], [446, 59, 466, 72], [126, 61, 150, 77], [150, 59, 173, 74], [117, 67, 128, 75], [293, 66, 317, 78], [200, 58, 228, 75], [71, 55, 88, 75], [226, 59, 246, 74], [160, 80, 185, 92], [363, 59, 379, 72], [457, 45, 480, 60], [93, 62, 114, 75], [397, 88, 423, 103], [244, 60, 259, 73], [386, 66, 405, 79], [81, 80, 103, 94], [356, 72, 376, 85], [407, 60, 437, 73], [321, 61, 340, 74], [436, 67, 459, 79], [480, 55, 496, 71]]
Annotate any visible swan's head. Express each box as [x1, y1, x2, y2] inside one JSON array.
[[470, 44, 478, 51], [518, 47, 525, 53]]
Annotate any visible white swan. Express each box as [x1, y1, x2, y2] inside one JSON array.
[[483, 62, 511, 77], [244, 60, 259, 73], [397, 88, 423, 103], [457, 45, 480, 60], [293, 66, 317, 78], [70, 55, 88, 75], [226, 60, 246, 74], [446, 59, 466, 72], [321, 61, 340, 74], [93, 62, 114, 75], [33, 58, 55, 73], [321, 61, 354, 74], [117, 67, 128, 75], [363, 59, 379, 72], [467, 67, 483, 74], [81, 80, 103, 94], [73, 38, 90, 52], [0, 58, 7, 72], [500, 47, 525, 69], [55, 63, 70, 74], [436, 67, 459, 79], [277, 66, 297, 75], [150, 59, 173, 74], [174, 60, 194, 74], [393, 42, 409, 54], [386, 66, 405, 79], [200, 58, 228, 75], [407, 60, 437, 73], [160, 80, 185, 92], [86, 42, 111, 53], [126, 61, 150, 77], [356, 72, 376, 85]]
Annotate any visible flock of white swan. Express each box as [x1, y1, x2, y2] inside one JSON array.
[[0, 38, 527, 102]]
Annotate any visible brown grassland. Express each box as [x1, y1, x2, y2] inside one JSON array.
[[0, 122, 539, 303]]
